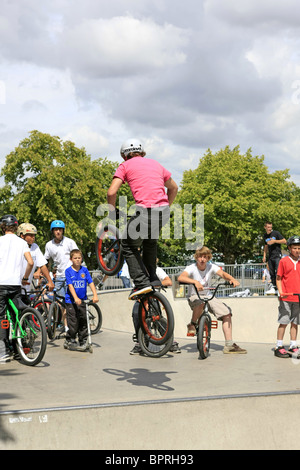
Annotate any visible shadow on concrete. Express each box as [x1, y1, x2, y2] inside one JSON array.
[[103, 367, 177, 391]]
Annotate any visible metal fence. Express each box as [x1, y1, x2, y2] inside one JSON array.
[[91, 262, 270, 297]]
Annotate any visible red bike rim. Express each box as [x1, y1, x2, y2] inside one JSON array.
[[97, 233, 121, 273], [141, 298, 169, 342]]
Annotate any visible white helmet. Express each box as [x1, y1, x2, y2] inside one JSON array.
[[120, 139, 145, 160], [17, 223, 37, 237]]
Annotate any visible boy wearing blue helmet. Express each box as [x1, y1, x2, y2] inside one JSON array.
[[43, 220, 78, 333]]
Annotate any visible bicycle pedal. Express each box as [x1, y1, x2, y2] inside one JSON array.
[[211, 321, 218, 329], [187, 332, 196, 337]]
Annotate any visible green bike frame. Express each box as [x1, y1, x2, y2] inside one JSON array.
[[5, 298, 29, 340]]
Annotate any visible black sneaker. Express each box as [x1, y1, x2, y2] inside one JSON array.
[[288, 347, 300, 358], [274, 346, 290, 358], [130, 344, 142, 355], [64, 339, 78, 350], [169, 342, 181, 354]]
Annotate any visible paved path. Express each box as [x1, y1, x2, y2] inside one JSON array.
[[1, 290, 300, 450]]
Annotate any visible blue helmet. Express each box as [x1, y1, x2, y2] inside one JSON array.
[[50, 220, 65, 231]]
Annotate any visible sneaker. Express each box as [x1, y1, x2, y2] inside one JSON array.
[[274, 346, 290, 358], [63, 339, 78, 350], [223, 343, 247, 354], [77, 341, 89, 352], [288, 347, 300, 357], [169, 341, 181, 354], [0, 353, 11, 363], [266, 286, 276, 295], [130, 343, 142, 355], [187, 323, 196, 337], [128, 286, 152, 300]]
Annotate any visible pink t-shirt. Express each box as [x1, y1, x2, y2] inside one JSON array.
[[114, 156, 171, 208], [277, 256, 300, 302]]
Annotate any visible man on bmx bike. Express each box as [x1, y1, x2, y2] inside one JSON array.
[[178, 246, 247, 354], [107, 139, 178, 299]]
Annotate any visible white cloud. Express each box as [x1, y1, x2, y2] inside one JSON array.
[[62, 16, 190, 78], [63, 126, 109, 155], [0, 0, 300, 190]]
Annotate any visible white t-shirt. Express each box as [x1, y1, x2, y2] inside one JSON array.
[[0, 234, 30, 285], [184, 263, 220, 297], [120, 261, 130, 278], [44, 236, 78, 277], [156, 266, 168, 282], [21, 242, 47, 292]]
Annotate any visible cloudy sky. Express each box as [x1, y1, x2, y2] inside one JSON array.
[[1, 0, 300, 187]]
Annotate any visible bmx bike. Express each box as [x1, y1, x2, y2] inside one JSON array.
[[174, 280, 230, 359], [3, 297, 47, 366], [95, 211, 175, 356]]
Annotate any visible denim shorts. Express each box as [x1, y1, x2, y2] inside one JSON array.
[[54, 278, 67, 298]]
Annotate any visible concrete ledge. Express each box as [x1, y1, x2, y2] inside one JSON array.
[[97, 289, 280, 344], [2, 393, 300, 450]]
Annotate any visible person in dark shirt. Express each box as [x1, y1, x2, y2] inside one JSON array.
[[263, 221, 286, 294]]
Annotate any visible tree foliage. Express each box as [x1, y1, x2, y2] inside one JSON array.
[[0, 130, 132, 268], [1, 135, 300, 268], [175, 146, 300, 263]]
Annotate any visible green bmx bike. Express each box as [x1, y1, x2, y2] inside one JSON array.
[[3, 297, 47, 366]]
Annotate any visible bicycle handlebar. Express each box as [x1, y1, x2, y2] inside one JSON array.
[[179, 281, 231, 301], [195, 282, 231, 301]]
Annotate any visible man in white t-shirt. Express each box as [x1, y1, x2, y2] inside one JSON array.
[[178, 246, 246, 354], [0, 215, 34, 362], [17, 223, 54, 293], [42, 220, 78, 332]]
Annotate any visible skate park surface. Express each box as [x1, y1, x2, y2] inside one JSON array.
[[1, 288, 300, 451]]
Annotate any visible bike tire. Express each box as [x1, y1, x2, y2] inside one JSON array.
[[14, 307, 47, 366], [137, 326, 174, 358], [138, 291, 174, 346], [95, 224, 124, 276], [47, 302, 60, 340], [33, 299, 52, 329], [197, 314, 211, 359], [88, 301, 102, 334]]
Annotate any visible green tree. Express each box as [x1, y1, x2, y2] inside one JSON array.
[[176, 146, 300, 263], [0, 130, 132, 268]]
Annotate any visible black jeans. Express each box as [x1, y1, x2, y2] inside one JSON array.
[[268, 257, 281, 288], [0, 285, 22, 352], [65, 303, 88, 343], [121, 206, 170, 290]]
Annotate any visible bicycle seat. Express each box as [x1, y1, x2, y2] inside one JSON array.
[[12, 297, 30, 311]]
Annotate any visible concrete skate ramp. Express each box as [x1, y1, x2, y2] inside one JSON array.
[[1, 289, 299, 450], [99, 287, 280, 343]]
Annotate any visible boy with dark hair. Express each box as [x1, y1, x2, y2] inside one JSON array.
[[263, 221, 286, 294]]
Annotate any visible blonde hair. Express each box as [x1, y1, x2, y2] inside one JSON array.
[[194, 246, 212, 261]]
